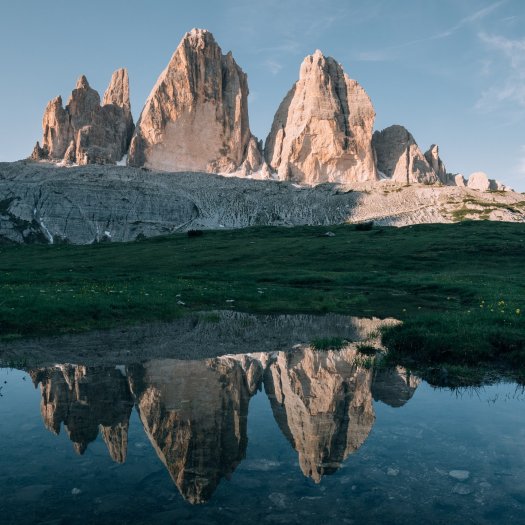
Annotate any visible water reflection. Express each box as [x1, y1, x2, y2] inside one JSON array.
[[29, 347, 419, 504]]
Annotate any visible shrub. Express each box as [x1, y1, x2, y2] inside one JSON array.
[[355, 221, 374, 231]]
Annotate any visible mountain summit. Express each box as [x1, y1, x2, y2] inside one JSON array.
[[128, 28, 262, 174]]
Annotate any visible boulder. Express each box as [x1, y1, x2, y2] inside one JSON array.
[[467, 171, 495, 191], [454, 174, 466, 187], [372, 125, 438, 184], [128, 28, 262, 174], [264, 50, 377, 184]]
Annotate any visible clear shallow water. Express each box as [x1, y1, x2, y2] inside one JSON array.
[[0, 349, 524, 525]]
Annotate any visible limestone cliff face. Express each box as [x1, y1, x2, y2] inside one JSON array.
[[33, 70, 134, 165], [264, 347, 375, 482], [128, 29, 261, 174], [30, 365, 133, 462], [264, 50, 377, 184], [373, 125, 438, 185], [128, 356, 261, 504]]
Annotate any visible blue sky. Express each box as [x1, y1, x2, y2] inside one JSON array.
[[1, 0, 524, 189]]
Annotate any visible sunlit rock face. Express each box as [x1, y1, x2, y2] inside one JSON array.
[[373, 125, 438, 185], [264, 347, 376, 482], [128, 28, 262, 174], [128, 356, 262, 504], [33, 70, 134, 165], [265, 50, 377, 184], [30, 365, 133, 462]]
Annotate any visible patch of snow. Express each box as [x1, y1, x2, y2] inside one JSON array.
[[39, 220, 54, 244], [104, 230, 112, 238], [117, 154, 128, 167], [115, 365, 126, 376]]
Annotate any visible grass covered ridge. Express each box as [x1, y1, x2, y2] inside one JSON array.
[[0, 221, 524, 371]]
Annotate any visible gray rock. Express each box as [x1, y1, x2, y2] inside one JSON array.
[[452, 483, 473, 495], [373, 125, 438, 184], [449, 469, 470, 481], [1, 161, 524, 245]]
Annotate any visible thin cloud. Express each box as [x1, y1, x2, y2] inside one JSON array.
[[264, 59, 284, 75], [354, 0, 506, 62], [518, 146, 525, 175], [257, 40, 301, 55], [476, 33, 525, 111]]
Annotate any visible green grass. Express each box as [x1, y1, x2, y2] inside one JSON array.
[[310, 337, 347, 351], [0, 221, 524, 373]]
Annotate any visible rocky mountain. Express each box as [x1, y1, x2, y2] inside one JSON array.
[[265, 50, 377, 184], [32, 70, 134, 165], [128, 28, 262, 175], [25, 27, 515, 196]]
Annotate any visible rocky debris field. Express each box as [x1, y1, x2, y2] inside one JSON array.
[[0, 161, 524, 244]]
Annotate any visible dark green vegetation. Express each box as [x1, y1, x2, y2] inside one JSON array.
[[0, 222, 524, 378]]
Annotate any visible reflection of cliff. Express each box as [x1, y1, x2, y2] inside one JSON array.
[[30, 365, 133, 462], [264, 350, 421, 482], [128, 356, 263, 504], [27, 342, 420, 503], [372, 366, 420, 408], [264, 347, 375, 482]]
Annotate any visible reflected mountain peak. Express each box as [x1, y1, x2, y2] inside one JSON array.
[[25, 312, 418, 504]]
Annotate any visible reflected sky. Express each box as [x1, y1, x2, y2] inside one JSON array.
[[1, 351, 524, 524]]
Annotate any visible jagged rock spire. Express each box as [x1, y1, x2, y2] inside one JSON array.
[[33, 69, 134, 165], [128, 28, 262, 174], [264, 50, 377, 184]]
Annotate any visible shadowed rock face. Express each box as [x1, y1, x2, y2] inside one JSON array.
[[33, 70, 134, 165], [128, 28, 262, 175], [373, 125, 438, 185], [265, 50, 377, 184], [30, 365, 134, 462], [128, 356, 263, 504]]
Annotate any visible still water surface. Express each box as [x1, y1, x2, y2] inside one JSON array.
[[0, 335, 524, 524]]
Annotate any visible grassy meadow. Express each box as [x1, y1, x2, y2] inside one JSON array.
[[1, 221, 524, 378]]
